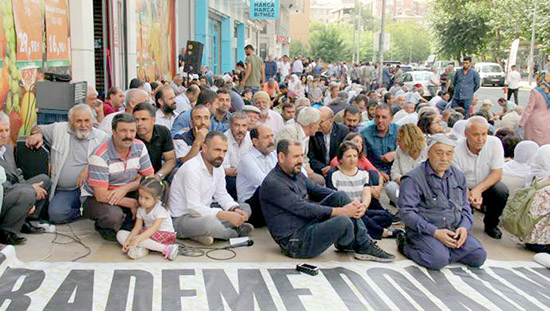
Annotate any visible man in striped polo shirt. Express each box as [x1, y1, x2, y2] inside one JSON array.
[[82, 113, 154, 241]]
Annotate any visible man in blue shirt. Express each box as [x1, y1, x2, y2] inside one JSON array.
[[260, 139, 395, 261], [396, 134, 487, 269], [171, 89, 230, 136], [360, 104, 398, 181], [451, 56, 480, 117]]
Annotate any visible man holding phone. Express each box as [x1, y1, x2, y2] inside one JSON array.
[[396, 134, 487, 269]]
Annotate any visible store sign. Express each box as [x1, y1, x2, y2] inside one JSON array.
[[276, 35, 288, 44], [250, 0, 279, 19], [45, 0, 70, 67], [12, 0, 43, 68]]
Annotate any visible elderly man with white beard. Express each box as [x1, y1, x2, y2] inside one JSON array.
[[26, 104, 109, 224]]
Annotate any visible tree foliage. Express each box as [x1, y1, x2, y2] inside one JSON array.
[[290, 41, 308, 58], [387, 21, 432, 63], [308, 22, 348, 62], [429, 0, 490, 62]]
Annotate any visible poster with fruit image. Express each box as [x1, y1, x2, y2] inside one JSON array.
[[1, 0, 71, 142]]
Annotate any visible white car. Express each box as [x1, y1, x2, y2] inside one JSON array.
[[474, 62, 505, 86], [402, 71, 433, 98]]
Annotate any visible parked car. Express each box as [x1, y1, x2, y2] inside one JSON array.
[[400, 65, 413, 73], [402, 71, 433, 99], [474, 62, 505, 86]]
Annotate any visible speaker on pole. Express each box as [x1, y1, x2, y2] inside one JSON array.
[[183, 41, 204, 74]]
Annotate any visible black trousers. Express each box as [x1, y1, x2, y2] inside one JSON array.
[[481, 182, 509, 229], [245, 187, 265, 227], [507, 88, 519, 104]]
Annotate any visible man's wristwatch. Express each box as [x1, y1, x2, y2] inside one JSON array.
[[156, 173, 165, 180]]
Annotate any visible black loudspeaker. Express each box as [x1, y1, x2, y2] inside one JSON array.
[[183, 41, 204, 74]]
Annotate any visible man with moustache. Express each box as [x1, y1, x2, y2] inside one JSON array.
[[396, 134, 487, 269], [223, 112, 252, 199], [26, 104, 108, 224], [82, 113, 155, 241], [133, 103, 176, 181], [260, 139, 395, 261], [173, 105, 211, 165], [253, 91, 284, 135], [169, 131, 253, 245], [237, 125, 277, 227], [154, 86, 179, 130]]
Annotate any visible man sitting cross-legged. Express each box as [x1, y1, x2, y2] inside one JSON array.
[[169, 131, 253, 245], [396, 134, 487, 269], [259, 139, 395, 261]]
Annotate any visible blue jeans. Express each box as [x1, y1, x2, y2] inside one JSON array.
[[281, 191, 373, 258], [450, 98, 473, 117], [49, 189, 82, 224]]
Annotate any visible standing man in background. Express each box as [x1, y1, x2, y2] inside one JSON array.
[[506, 65, 521, 104], [240, 45, 265, 93]]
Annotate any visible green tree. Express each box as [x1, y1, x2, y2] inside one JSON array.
[[387, 21, 433, 63], [308, 22, 348, 62], [429, 0, 491, 62], [290, 41, 308, 58]]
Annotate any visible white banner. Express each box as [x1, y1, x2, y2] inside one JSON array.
[[0, 246, 548, 310]]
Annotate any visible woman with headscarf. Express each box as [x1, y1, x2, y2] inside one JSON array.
[[518, 145, 550, 253], [519, 73, 550, 145], [287, 74, 305, 99], [502, 141, 539, 199]]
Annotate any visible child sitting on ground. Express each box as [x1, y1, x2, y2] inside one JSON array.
[[116, 177, 178, 260]]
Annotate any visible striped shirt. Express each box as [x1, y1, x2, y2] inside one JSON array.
[[82, 138, 154, 197], [329, 169, 369, 202]]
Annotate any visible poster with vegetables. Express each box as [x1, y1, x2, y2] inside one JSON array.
[[12, 0, 43, 68]]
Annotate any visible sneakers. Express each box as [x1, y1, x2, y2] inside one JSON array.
[[236, 223, 254, 237], [163, 244, 179, 261], [394, 229, 407, 253], [190, 235, 214, 245], [127, 246, 149, 260], [355, 241, 395, 262], [334, 244, 354, 252]]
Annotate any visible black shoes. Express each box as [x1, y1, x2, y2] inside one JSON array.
[[21, 222, 46, 234], [0, 230, 26, 245], [355, 241, 396, 262], [394, 229, 407, 253], [485, 227, 502, 239], [95, 223, 117, 242]]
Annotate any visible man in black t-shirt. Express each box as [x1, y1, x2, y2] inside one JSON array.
[[133, 103, 176, 181]]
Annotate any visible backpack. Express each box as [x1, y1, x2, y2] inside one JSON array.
[[502, 179, 550, 237]]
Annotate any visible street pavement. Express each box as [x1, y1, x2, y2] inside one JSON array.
[[475, 86, 530, 114]]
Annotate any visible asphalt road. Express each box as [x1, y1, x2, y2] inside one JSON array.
[[475, 86, 530, 114]]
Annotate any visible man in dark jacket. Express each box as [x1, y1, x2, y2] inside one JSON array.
[[396, 134, 487, 269], [260, 139, 394, 261], [308, 107, 349, 175]]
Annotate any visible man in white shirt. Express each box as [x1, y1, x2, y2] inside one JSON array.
[[292, 55, 304, 75], [452, 116, 509, 239], [276, 107, 324, 185], [170, 74, 186, 96], [169, 131, 253, 245], [154, 87, 179, 130], [99, 89, 150, 135], [393, 102, 415, 123], [278, 55, 291, 82], [174, 84, 200, 114], [223, 112, 253, 199], [499, 105, 523, 132], [253, 91, 284, 135], [237, 125, 276, 226], [506, 65, 521, 104], [428, 68, 441, 97]]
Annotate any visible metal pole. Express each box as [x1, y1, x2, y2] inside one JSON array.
[[528, 0, 539, 85], [357, 4, 361, 62], [352, 0, 358, 63], [378, 0, 386, 86]]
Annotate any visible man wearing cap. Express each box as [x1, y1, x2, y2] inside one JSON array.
[[242, 105, 261, 129], [396, 134, 487, 269], [253, 91, 284, 135]]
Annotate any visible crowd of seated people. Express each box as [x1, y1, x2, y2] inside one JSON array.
[[1, 53, 549, 268]]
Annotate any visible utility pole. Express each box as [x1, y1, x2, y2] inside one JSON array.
[[378, 0, 386, 86], [356, 4, 361, 63], [352, 0, 358, 63], [528, 0, 539, 85]]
